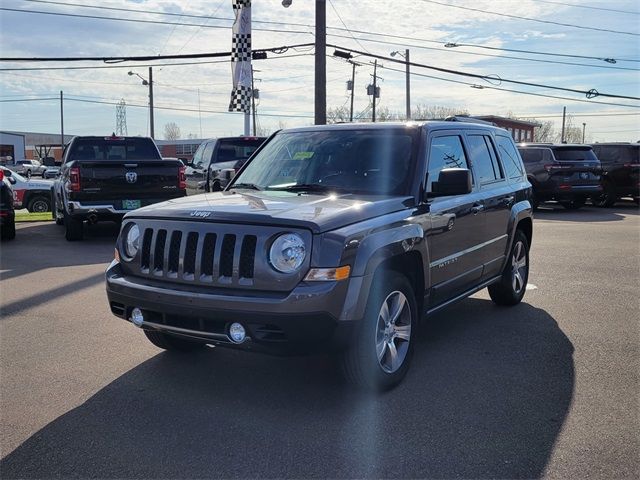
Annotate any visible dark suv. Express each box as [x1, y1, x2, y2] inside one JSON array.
[[106, 122, 533, 390], [590, 143, 640, 207], [0, 168, 16, 240], [517, 144, 601, 209]]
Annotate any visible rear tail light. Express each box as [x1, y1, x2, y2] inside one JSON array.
[[559, 184, 572, 190], [0, 169, 4, 182], [69, 167, 81, 192], [178, 165, 186, 189]]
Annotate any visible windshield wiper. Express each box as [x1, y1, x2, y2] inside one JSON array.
[[269, 183, 340, 193], [229, 182, 262, 191]]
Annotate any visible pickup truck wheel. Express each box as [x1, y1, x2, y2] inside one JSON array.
[[488, 230, 529, 306], [64, 211, 84, 241], [27, 196, 51, 213], [342, 271, 416, 391], [143, 330, 204, 352], [591, 181, 616, 208]]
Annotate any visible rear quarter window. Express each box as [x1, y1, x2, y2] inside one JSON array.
[[497, 135, 525, 179]]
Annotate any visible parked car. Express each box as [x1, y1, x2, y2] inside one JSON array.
[[517, 143, 602, 209], [43, 166, 61, 179], [52, 135, 187, 241], [0, 168, 16, 240], [0, 166, 53, 212], [590, 143, 640, 207], [185, 136, 266, 195], [12, 159, 47, 178], [106, 121, 533, 391]]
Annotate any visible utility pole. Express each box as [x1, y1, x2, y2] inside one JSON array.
[[197, 89, 202, 138], [59, 90, 64, 154], [404, 49, 411, 120], [148, 67, 155, 139], [251, 66, 257, 136], [349, 60, 357, 122], [315, 0, 326, 125], [560, 106, 566, 144], [372, 60, 378, 123], [582, 122, 586, 143]]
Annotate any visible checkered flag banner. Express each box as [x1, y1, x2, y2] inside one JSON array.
[[229, 0, 252, 113]]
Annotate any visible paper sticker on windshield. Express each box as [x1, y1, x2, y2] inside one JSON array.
[[293, 151, 314, 160]]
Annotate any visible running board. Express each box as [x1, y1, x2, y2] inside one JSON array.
[[425, 275, 502, 316]]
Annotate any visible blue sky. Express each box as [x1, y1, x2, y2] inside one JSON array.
[[0, 0, 638, 142]]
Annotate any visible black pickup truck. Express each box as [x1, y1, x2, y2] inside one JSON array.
[[52, 136, 186, 241]]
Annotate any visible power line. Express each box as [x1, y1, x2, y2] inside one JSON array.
[[377, 64, 640, 109], [528, 0, 640, 15], [326, 32, 639, 71], [0, 53, 314, 71], [0, 6, 312, 36], [417, 0, 640, 36], [327, 0, 370, 54], [16, 0, 640, 63], [330, 45, 640, 101], [13, 0, 640, 65]]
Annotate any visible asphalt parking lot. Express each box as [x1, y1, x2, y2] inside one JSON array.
[[1, 204, 638, 479]]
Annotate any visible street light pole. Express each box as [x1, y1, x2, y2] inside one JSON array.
[[349, 60, 356, 122], [148, 67, 155, 139], [372, 60, 378, 123]]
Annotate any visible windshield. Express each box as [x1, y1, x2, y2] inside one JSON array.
[[230, 129, 418, 195]]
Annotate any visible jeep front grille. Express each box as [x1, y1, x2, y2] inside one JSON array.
[[139, 228, 257, 283]]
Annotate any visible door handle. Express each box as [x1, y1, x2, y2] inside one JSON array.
[[471, 203, 484, 215], [502, 196, 515, 205]]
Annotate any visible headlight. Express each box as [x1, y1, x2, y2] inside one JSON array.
[[124, 223, 140, 258], [269, 233, 306, 273]]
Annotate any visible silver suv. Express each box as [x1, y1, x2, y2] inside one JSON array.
[[106, 122, 533, 390]]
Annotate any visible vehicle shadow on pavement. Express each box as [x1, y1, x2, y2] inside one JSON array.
[[0, 299, 574, 479], [534, 202, 638, 222], [0, 222, 119, 282]]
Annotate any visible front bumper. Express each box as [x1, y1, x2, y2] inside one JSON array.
[[106, 261, 365, 354]]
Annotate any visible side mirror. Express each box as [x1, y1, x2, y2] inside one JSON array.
[[430, 168, 472, 197], [220, 168, 236, 182]]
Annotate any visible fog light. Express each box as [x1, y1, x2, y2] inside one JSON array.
[[229, 322, 246, 343], [130, 307, 144, 327]]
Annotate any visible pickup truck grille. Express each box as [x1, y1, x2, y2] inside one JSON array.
[[139, 228, 257, 281]]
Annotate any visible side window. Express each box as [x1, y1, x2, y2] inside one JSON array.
[[427, 135, 469, 193], [467, 135, 503, 184], [518, 148, 543, 164], [191, 142, 206, 167], [496, 135, 524, 179], [201, 142, 215, 167]]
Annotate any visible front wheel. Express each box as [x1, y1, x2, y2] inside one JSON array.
[[342, 271, 417, 391], [144, 330, 205, 352], [488, 230, 529, 306]]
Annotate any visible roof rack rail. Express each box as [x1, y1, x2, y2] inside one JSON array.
[[444, 115, 496, 126]]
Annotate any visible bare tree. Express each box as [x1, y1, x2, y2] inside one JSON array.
[[327, 106, 351, 124], [559, 115, 584, 143], [163, 122, 181, 140], [412, 104, 469, 120]]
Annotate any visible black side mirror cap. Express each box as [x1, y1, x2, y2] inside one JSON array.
[[430, 168, 472, 197]]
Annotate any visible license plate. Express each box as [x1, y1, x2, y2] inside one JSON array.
[[122, 200, 141, 210]]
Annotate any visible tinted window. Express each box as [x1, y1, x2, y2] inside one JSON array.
[[468, 135, 503, 184], [234, 129, 417, 195], [198, 142, 215, 168], [427, 135, 469, 193], [214, 139, 264, 164], [496, 135, 524, 179], [518, 148, 544, 163], [551, 147, 597, 162], [593, 145, 639, 164], [68, 138, 160, 161]]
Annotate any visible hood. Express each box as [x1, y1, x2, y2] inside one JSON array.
[[126, 190, 413, 233]]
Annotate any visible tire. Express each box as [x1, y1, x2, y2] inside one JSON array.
[[64, 210, 84, 241], [51, 194, 64, 225], [1, 218, 16, 240], [560, 197, 586, 210], [25, 169, 32, 179], [342, 271, 417, 391], [591, 181, 616, 208], [144, 330, 205, 352], [27, 195, 51, 213], [488, 230, 529, 306]]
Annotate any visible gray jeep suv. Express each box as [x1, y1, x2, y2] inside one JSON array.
[[106, 122, 533, 390]]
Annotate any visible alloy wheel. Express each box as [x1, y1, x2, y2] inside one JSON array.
[[511, 241, 527, 294], [375, 290, 412, 374]]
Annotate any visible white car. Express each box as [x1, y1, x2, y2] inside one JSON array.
[[0, 167, 53, 212]]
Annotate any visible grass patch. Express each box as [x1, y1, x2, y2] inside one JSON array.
[[15, 212, 53, 222]]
